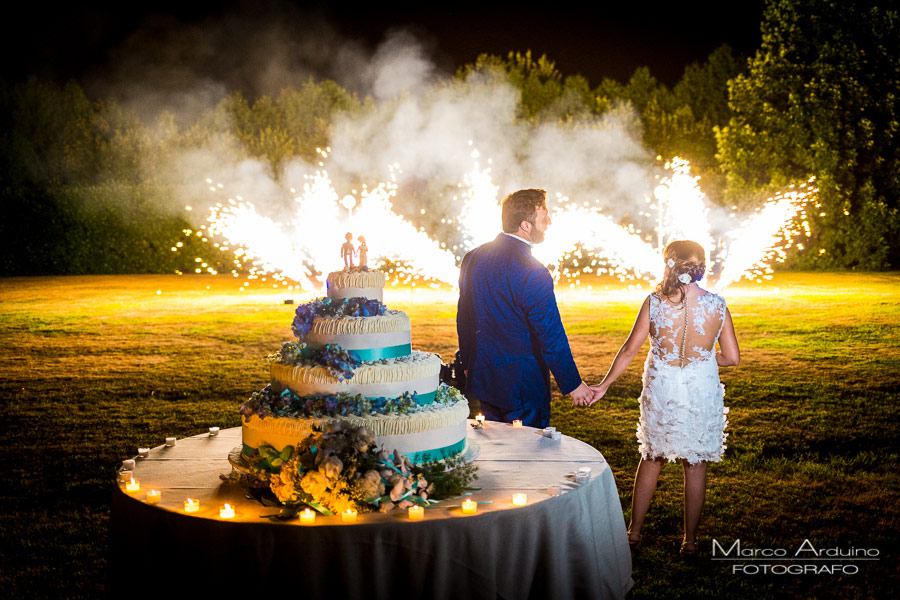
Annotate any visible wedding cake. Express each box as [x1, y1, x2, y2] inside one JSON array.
[[240, 269, 470, 463]]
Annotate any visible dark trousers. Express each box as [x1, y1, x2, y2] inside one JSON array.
[[479, 400, 550, 429]]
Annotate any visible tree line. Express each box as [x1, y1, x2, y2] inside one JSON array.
[[1, 0, 897, 276]]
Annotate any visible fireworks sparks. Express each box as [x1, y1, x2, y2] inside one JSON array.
[[176, 154, 814, 293]]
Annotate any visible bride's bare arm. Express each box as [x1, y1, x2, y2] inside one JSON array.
[[716, 308, 740, 366], [589, 297, 650, 405]]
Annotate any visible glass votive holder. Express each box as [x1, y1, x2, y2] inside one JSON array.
[[408, 505, 424, 521], [300, 508, 316, 525], [512, 493, 527, 506], [165, 437, 176, 447], [138, 448, 150, 458], [219, 503, 235, 519], [461, 498, 477, 515], [122, 459, 136, 470], [512, 420, 523, 428], [209, 427, 220, 437], [146, 490, 161, 504], [184, 498, 200, 512], [341, 509, 358, 523]]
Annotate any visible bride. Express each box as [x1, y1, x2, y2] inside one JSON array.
[[591, 240, 740, 555]]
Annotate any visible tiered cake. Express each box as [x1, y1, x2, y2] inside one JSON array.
[[240, 269, 470, 463]]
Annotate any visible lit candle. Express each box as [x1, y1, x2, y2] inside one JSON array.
[[408, 505, 424, 521], [125, 477, 140, 493], [300, 508, 316, 525], [219, 503, 235, 519], [475, 414, 485, 427], [512, 493, 527, 506], [512, 420, 523, 428], [119, 470, 133, 482], [138, 448, 150, 458], [146, 490, 161, 504], [122, 459, 136, 470], [184, 498, 200, 513], [461, 498, 477, 515], [165, 437, 176, 447], [209, 427, 220, 437], [341, 509, 358, 523]]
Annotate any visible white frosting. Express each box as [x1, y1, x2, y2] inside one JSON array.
[[271, 351, 441, 398], [328, 286, 382, 302], [242, 397, 470, 453], [310, 310, 410, 335], [305, 329, 411, 351], [326, 270, 386, 291]]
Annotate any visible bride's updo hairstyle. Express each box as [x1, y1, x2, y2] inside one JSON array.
[[656, 240, 706, 300]]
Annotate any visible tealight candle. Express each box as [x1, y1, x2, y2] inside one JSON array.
[[408, 505, 424, 521], [146, 490, 161, 504], [341, 509, 358, 523], [119, 470, 133, 482], [512, 420, 523, 428], [575, 472, 590, 484], [461, 498, 477, 515], [475, 414, 485, 427], [512, 493, 527, 506], [542, 427, 556, 437], [138, 448, 150, 458], [219, 503, 235, 519], [209, 427, 220, 437], [184, 498, 200, 513], [550, 432, 562, 441], [300, 508, 316, 525], [125, 478, 140, 493], [122, 459, 136, 470], [548, 485, 560, 497], [165, 437, 176, 447]]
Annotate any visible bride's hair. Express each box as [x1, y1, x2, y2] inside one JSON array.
[[656, 240, 706, 300]]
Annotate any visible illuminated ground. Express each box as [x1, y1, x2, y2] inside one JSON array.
[[1, 272, 898, 598]]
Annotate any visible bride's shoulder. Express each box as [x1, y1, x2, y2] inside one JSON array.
[[697, 289, 727, 308]]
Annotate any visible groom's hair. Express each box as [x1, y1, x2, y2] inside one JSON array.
[[501, 189, 547, 233]]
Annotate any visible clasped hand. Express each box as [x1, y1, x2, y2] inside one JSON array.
[[570, 381, 608, 407]]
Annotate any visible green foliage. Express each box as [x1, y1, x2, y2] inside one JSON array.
[[457, 51, 600, 121], [717, 0, 900, 268], [220, 79, 362, 172]]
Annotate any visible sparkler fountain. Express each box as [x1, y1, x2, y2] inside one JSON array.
[[176, 152, 815, 294]]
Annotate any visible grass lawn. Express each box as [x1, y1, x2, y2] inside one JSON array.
[[1, 272, 898, 598]]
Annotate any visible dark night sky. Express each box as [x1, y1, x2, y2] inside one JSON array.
[[2, 0, 765, 94]]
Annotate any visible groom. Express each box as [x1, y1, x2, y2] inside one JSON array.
[[457, 188, 596, 428]]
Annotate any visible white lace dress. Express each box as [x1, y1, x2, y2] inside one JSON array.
[[636, 292, 730, 464]]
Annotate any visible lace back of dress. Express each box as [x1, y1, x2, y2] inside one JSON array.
[[649, 291, 726, 367]]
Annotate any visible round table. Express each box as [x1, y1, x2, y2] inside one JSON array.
[[109, 422, 632, 599]]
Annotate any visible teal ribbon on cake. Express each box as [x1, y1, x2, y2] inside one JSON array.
[[350, 343, 412, 361], [403, 439, 467, 464], [245, 438, 466, 465]]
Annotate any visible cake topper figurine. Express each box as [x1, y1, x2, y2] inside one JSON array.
[[357, 235, 368, 271], [341, 232, 355, 268]]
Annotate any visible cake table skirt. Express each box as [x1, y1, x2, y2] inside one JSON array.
[[109, 424, 633, 599]]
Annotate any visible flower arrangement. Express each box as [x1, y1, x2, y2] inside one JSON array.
[[291, 297, 387, 339], [240, 421, 477, 517], [240, 385, 424, 420], [240, 382, 464, 421], [268, 341, 362, 381]]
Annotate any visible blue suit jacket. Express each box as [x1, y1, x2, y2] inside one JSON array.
[[457, 234, 581, 426]]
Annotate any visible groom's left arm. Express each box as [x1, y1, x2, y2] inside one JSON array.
[[521, 268, 582, 395]]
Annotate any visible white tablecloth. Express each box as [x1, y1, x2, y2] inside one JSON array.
[[110, 422, 633, 599]]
